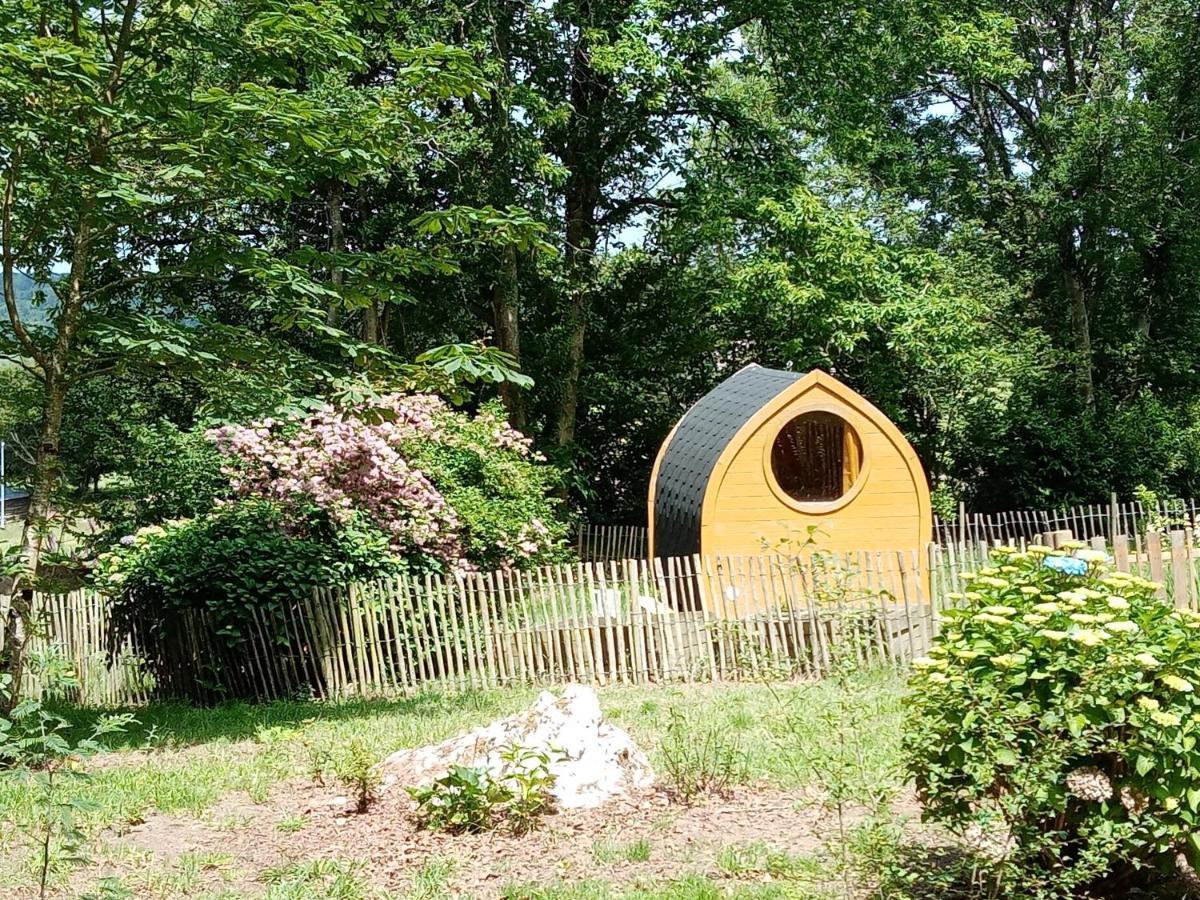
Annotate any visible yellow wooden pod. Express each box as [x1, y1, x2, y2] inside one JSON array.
[[648, 366, 931, 610]]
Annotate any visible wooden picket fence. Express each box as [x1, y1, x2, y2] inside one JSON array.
[[577, 494, 1200, 561], [14, 524, 1200, 706], [3, 591, 155, 707], [12, 549, 954, 706], [574, 523, 649, 561]]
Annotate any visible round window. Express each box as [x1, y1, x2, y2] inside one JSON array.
[[770, 411, 863, 503]]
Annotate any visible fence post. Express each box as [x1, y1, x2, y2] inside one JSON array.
[[1170, 530, 1192, 609], [1113, 535, 1129, 573], [1146, 531, 1166, 599]]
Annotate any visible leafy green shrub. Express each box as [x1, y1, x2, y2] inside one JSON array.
[[1, 694, 133, 898], [93, 501, 403, 697], [409, 764, 513, 833], [659, 707, 746, 802], [904, 544, 1200, 897], [96, 423, 228, 540], [408, 744, 558, 834], [334, 739, 381, 813]]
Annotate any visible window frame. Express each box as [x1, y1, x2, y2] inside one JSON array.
[[761, 404, 869, 514]]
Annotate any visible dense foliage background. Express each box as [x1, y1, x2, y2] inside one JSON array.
[[5, 0, 1200, 531]]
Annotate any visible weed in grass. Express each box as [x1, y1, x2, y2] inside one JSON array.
[[261, 858, 374, 900], [770, 656, 902, 900], [277, 813, 307, 833], [78, 875, 134, 899], [0, 694, 135, 899], [592, 837, 653, 864], [501, 873, 793, 899], [141, 850, 234, 895], [248, 773, 274, 804], [407, 856, 456, 899], [303, 738, 334, 785], [659, 707, 746, 802], [715, 841, 822, 882], [334, 738, 381, 813], [216, 813, 254, 831]]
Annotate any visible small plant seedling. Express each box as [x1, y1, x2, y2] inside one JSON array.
[[408, 764, 511, 833], [593, 837, 652, 863], [333, 738, 381, 813], [408, 742, 560, 834], [409, 856, 456, 899], [276, 814, 306, 834], [659, 707, 746, 802], [499, 745, 558, 834], [0, 694, 135, 900]]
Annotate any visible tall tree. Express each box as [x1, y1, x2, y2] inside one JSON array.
[[0, 0, 502, 709]]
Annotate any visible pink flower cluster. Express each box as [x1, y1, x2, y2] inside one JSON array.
[[207, 394, 463, 565], [475, 408, 536, 456]]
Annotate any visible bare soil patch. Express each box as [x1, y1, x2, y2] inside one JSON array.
[[82, 778, 922, 897]]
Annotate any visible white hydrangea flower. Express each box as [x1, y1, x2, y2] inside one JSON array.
[[1161, 674, 1194, 693], [1065, 766, 1113, 802]]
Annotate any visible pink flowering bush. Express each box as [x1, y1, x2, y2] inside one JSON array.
[[93, 396, 565, 699], [207, 394, 564, 572]]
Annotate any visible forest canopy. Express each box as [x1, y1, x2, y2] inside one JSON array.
[[3, 0, 1200, 529]]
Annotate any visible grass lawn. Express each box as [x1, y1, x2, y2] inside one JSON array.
[[0, 670, 922, 899]]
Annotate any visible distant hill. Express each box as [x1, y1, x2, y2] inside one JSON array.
[[4, 271, 55, 327]]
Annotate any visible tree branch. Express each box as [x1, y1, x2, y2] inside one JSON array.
[[2, 151, 47, 369], [980, 77, 1051, 156], [597, 194, 681, 227]]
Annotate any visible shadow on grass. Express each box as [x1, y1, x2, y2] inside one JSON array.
[[874, 842, 1194, 900], [46, 687, 521, 752]]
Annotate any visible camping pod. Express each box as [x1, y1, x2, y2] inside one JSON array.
[[648, 366, 931, 610]]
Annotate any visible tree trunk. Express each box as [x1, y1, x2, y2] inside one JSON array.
[[0, 371, 66, 715], [1058, 225, 1094, 409], [326, 181, 344, 328], [553, 18, 604, 449], [493, 243, 525, 430], [362, 301, 382, 345]]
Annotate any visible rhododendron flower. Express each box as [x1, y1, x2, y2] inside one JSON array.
[[209, 394, 466, 565]]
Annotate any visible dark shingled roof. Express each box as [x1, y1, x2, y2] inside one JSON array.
[[653, 365, 802, 559]]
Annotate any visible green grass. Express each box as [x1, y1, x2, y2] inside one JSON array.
[[592, 837, 653, 864], [2, 670, 909, 898], [3, 670, 905, 834], [499, 874, 796, 899]]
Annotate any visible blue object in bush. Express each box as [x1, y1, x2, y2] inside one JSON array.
[[1042, 555, 1088, 576]]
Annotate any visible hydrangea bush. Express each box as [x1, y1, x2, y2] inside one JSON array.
[[904, 544, 1200, 897]]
